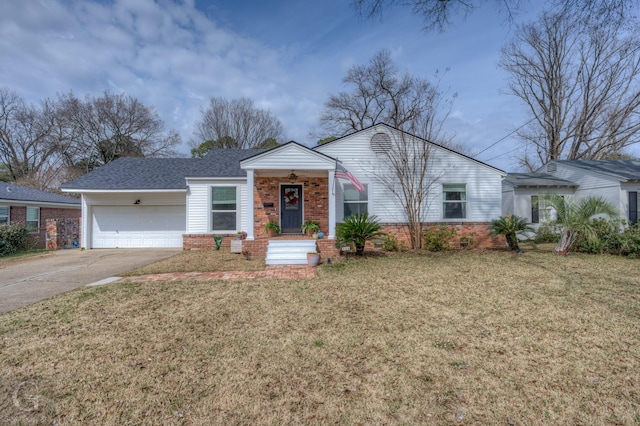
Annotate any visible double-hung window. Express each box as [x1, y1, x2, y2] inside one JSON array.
[[0, 207, 8, 225], [26, 207, 39, 231], [531, 195, 555, 223], [343, 183, 368, 217], [443, 184, 466, 219], [211, 187, 237, 232]]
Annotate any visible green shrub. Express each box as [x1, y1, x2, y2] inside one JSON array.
[[619, 223, 640, 257], [0, 223, 31, 256], [336, 213, 383, 256], [573, 219, 640, 257], [422, 225, 456, 252], [534, 223, 562, 243], [382, 234, 399, 252], [574, 218, 623, 254]]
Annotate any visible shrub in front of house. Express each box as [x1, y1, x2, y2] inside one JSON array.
[[534, 223, 562, 243], [422, 224, 457, 252], [0, 223, 31, 256], [575, 218, 640, 257]]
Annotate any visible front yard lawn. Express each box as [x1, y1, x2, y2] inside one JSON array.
[[1, 248, 639, 424]]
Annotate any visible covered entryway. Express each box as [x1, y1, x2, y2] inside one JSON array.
[[92, 205, 186, 248], [281, 184, 303, 233]]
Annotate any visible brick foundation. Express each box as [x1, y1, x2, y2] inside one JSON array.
[[380, 222, 502, 250]]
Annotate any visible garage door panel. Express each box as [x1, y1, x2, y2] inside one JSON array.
[[92, 205, 186, 248]]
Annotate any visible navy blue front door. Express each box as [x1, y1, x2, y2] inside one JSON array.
[[281, 185, 302, 233]]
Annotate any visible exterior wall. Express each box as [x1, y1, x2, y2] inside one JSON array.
[[4, 205, 80, 248], [621, 182, 640, 222], [253, 176, 329, 237], [546, 163, 621, 208], [316, 125, 505, 224], [381, 222, 502, 250], [185, 179, 247, 234], [508, 187, 575, 225]]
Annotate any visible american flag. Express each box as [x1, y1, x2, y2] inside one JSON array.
[[335, 163, 364, 192]]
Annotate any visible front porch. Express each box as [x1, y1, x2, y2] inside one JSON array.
[[182, 233, 341, 262]]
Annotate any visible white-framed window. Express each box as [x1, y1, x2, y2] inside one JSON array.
[[0, 206, 8, 225], [443, 184, 466, 219], [211, 186, 237, 232], [531, 195, 556, 223], [26, 207, 39, 231], [343, 183, 368, 217]]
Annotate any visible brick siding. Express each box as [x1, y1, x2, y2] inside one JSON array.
[[7, 206, 80, 249]]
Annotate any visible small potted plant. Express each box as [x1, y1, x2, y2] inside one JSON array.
[[301, 220, 320, 236], [264, 220, 280, 237], [306, 251, 320, 267]]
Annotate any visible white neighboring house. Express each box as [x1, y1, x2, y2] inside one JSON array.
[[502, 160, 640, 226], [62, 124, 506, 253]]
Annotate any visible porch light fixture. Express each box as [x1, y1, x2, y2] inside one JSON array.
[[288, 171, 297, 183]]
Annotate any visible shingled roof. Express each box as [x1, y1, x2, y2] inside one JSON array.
[[504, 173, 578, 188], [61, 149, 266, 191], [0, 182, 80, 205], [552, 160, 640, 181]]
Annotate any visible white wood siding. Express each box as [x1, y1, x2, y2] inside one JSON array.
[[316, 126, 505, 223], [551, 164, 621, 208], [507, 187, 575, 223], [186, 179, 247, 233], [242, 143, 335, 170]]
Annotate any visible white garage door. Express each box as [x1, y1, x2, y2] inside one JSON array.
[[92, 205, 186, 248]]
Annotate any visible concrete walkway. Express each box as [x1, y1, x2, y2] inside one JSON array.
[[117, 265, 317, 283]]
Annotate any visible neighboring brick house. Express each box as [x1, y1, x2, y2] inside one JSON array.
[[0, 182, 81, 248], [62, 124, 506, 262]]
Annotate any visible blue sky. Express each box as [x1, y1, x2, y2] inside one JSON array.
[[1, 0, 546, 171]]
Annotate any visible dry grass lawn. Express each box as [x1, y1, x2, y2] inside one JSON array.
[[123, 247, 265, 276], [1, 246, 639, 425]]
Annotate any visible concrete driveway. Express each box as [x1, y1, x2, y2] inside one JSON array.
[[0, 248, 180, 314]]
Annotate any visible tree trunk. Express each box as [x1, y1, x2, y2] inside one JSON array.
[[506, 233, 521, 252], [355, 243, 365, 256], [554, 230, 576, 255]]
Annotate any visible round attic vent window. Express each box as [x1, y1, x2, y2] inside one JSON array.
[[370, 132, 392, 154]]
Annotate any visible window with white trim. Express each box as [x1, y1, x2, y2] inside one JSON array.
[[532, 195, 557, 223], [0, 206, 8, 225], [443, 184, 466, 219], [343, 183, 368, 217], [211, 186, 237, 232], [26, 207, 39, 231]]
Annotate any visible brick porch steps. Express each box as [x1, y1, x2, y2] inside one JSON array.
[[265, 239, 317, 265]]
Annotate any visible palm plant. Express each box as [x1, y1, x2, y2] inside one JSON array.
[[336, 213, 384, 256], [488, 215, 533, 252], [542, 195, 618, 255]]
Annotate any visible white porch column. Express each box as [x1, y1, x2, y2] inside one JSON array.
[[246, 169, 255, 240], [328, 169, 336, 239]]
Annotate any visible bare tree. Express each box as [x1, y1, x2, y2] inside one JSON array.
[[0, 88, 65, 190], [192, 97, 284, 151], [321, 49, 455, 140], [371, 128, 445, 249], [324, 51, 456, 249], [500, 12, 640, 169], [59, 91, 180, 174], [351, 0, 635, 33]]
